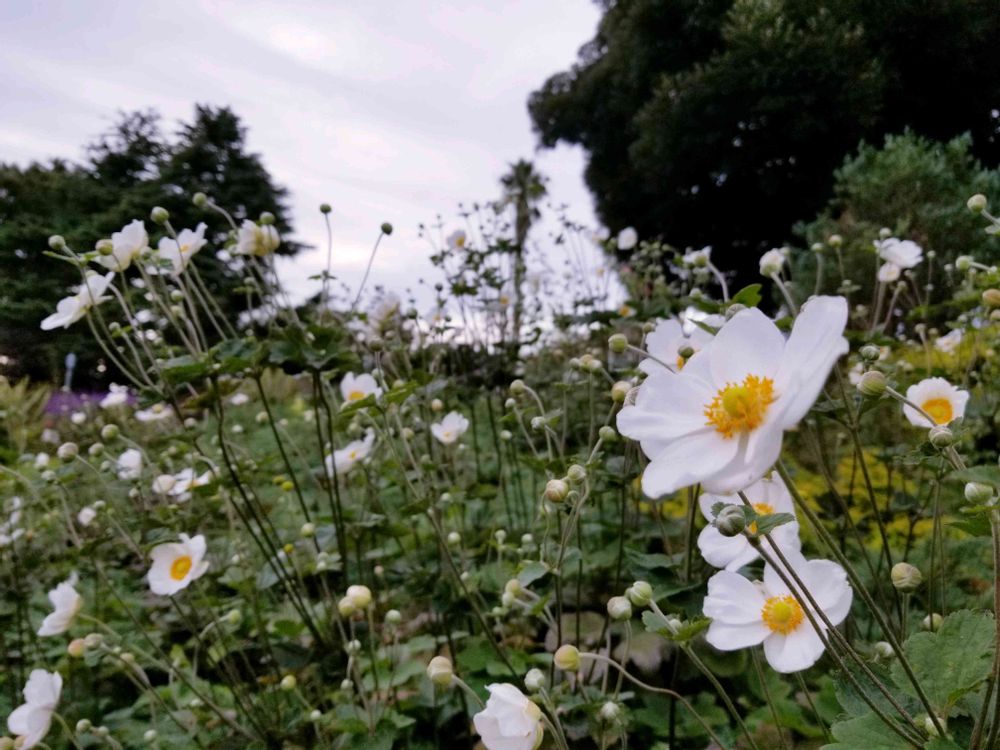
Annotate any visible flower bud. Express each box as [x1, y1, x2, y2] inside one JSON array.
[[891, 562, 923, 593], [828, 234, 843, 248], [192, 192, 208, 208], [504, 579, 523, 597], [725, 303, 747, 320], [430, 398, 443, 412], [494, 529, 507, 544], [607, 596, 633, 621], [259, 211, 275, 226], [545, 478, 570, 503], [715, 505, 747, 537], [857, 370, 886, 397], [144, 729, 158, 743], [983, 289, 1000, 308], [509, 379, 527, 395], [380, 222, 393, 235], [810, 242, 824, 254], [554, 644, 581, 671], [611, 381, 631, 403], [566, 464, 587, 485], [300, 522, 315, 538], [76, 719, 92, 733], [447, 531, 461, 546], [968, 194, 988, 213], [96, 239, 114, 256], [956, 255, 973, 272], [874, 641, 894, 659], [337, 596, 357, 618], [608, 333, 628, 354], [929, 425, 954, 448], [530, 416, 545, 431], [101, 424, 119, 441], [598, 425, 617, 442], [68, 638, 86, 658], [966, 482, 995, 504], [84, 632, 103, 649], [320, 203, 332, 214], [385, 609, 402, 625], [599, 702, 621, 722], [922, 613, 943, 632], [150, 206, 169, 224], [524, 668, 546, 692], [346, 584, 372, 610], [340, 678, 353, 691], [48, 235, 66, 250], [499, 429, 513, 441], [280, 674, 297, 691], [626, 580, 653, 608], [859, 344, 881, 361], [57, 442, 79, 461], [426, 655, 454, 686]]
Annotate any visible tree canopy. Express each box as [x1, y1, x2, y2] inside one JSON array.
[[0, 105, 298, 382], [529, 0, 1000, 284]]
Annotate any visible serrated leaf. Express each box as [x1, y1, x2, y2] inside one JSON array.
[[822, 712, 915, 749], [730, 283, 763, 307], [517, 560, 549, 587]]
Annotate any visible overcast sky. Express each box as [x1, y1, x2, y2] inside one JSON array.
[[1, 0, 603, 305]]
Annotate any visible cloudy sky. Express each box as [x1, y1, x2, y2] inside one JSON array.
[[1, 0, 603, 305]]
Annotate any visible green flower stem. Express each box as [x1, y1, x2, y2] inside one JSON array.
[[681, 644, 762, 750]]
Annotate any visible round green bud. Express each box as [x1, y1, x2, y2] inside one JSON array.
[[598, 425, 617, 442], [380, 222, 393, 235], [544, 478, 570, 503], [48, 235, 66, 250], [96, 239, 114, 256], [922, 613, 943, 632], [859, 344, 881, 361], [607, 595, 633, 621], [857, 370, 887, 398], [280, 674, 297, 691], [524, 668, 546, 692], [715, 505, 747, 537], [725, 303, 747, 320], [76, 719, 93, 733], [259, 211, 276, 225], [968, 194, 988, 213], [929, 425, 954, 448], [874, 641, 894, 659], [150, 206, 169, 224], [982, 289, 1000, 308], [320, 203, 332, 214], [608, 333, 628, 354], [554, 644, 581, 671], [965, 482, 995, 504], [300, 522, 315, 538], [956, 255, 973, 272], [626, 580, 653, 608], [599, 702, 621, 722], [426, 655, 454, 686], [567, 464, 587, 484], [811, 242, 824, 253], [828, 234, 843, 248], [509, 379, 527, 395], [611, 380, 630, 402], [385, 609, 402, 625], [192, 192, 208, 208], [891, 562, 923, 593]]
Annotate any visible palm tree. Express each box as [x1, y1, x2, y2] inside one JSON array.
[[498, 160, 547, 352]]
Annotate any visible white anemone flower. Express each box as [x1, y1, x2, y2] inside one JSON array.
[[877, 262, 901, 283], [95, 219, 148, 271], [473, 683, 543, 750], [326, 432, 375, 476], [759, 248, 787, 276], [617, 296, 848, 497], [683, 246, 711, 267], [698, 474, 800, 571], [152, 474, 177, 495], [446, 229, 468, 250], [99, 383, 130, 409], [876, 238, 922, 269], [8, 669, 62, 750], [934, 328, 963, 354], [168, 468, 214, 497], [235, 220, 280, 257], [641, 312, 724, 374], [617, 227, 638, 251], [37, 575, 83, 636], [704, 553, 852, 673], [431, 412, 470, 445], [34, 453, 50, 469], [228, 392, 250, 406], [902, 377, 969, 427], [135, 403, 171, 422], [339, 372, 382, 404], [156, 223, 208, 275], [40, 271, 115, 330], [77, 506, 97, 527], [148, 533, 209, 595], [116, 448, 143, 481]]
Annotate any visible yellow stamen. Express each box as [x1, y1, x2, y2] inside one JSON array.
[[704, 375, 776, 438], [748, 502, 775, 535], [348, 390, 365, 401], [170, 555, 193, 581], [676, 355, 686, 370], [921, 397, 953, 425], [761, 595, 804, 634]]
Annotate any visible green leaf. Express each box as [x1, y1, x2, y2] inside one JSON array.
[[161, 354, 210, 385], [948, 465, 1000, 490], [517, 560, 549, 587], [890, 609, 996, 715], [823, 712, 916, 749], [730, 283, 763, 307]]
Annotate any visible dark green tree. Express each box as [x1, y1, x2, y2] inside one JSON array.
[[529, 0, 1000, 283], [0, 105, 299, 382]]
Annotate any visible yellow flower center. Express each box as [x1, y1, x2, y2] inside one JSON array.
[[348, 390, 365, 401], [704, 375, 776, 438], [921, 397, 953, 425], [676, 355, 686, 370], [761, 595, 804, 634], [456, 236, 465, 248], [348, 451, 358, 460], [748, 502, 775, 534], [170, 555, 193, 581], [442, 431, 452, 441], [499, 295, 510, 306], [619, 304, 633, 317]]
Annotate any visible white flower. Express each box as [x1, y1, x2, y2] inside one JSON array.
[[95, 219, 148, 271], [446, 229, 468, 250], [148, 533, 209, 595], [704, 553, 852, 673], [426, 303, 449, 327], [228, 392, 250, 406], [156, 223, 208, 275], [431, 412, 470, 445], [37, 576, 83, 636], [369, 292, 401, 329], [902, 377, 969, 427], [34, 453, 50, 469], [617, 227, 638, 251], [77, 506, 96, 526], [70, 411, 87, 426], [642, 312, 723, 374], [934, 329, 963, 354], [697, 474, 800, 571], [876, 238, 922, 269], [40, 271, 115, 330], [617, 296, 848, 497], [116, 448, 143, 481], [877, 262, 901, 283], [99, 383, 130, 409], [135, 403, 171, 422], [339, 372, 382, 403], [234, 220, 280, 257], [326, 432, 375, 476], [41, 429, 60, 445], [8, 669, 62, 749], [473, 683, 543, 750], [759, 248, 787, 276], [168, 468, 214, 497], [683, 246, 712, 267], [152, 474, 177, 494]]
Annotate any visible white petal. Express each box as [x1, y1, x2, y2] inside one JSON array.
[[703, 571, 767, 625], [706, 620, 770, 651], [697, 526, 759, 571], [641, 429, 739, 498], [708, 308, 784, 386], [762, 624, 826, 673]]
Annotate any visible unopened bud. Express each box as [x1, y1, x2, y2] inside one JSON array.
[[599, 702, 621, 722], [610, 380, 630, 402], [150, 206, 169, 224], [965, 482, 995, 504], [608, 333, 628, 354], [300, 522, 315, 538], [346, 584, 372, 610], [426, 655, 454, 686], [57, 442, 79, 461], [929, 425, 954, 448], [192, 192, 208, 207], [554, 644, 581, 671], [381, 222, 393, 235], [874, 641, 894, 659], [828, 234, 843, 248], [922, 613, 943, 632], [968, 194, 988, 213], [607, 596, 633, 621], [320, 203, 332, 214], [956, 255, 973, 272], [544, 478, 570, 503], [857, 370, 886, 397], [859, 344, 881, 361], [725, 303, 747, 320], [68, 638, 86, 658], [96, 239, 114, 256], [626, 580, 653, 607], [280, 674, 297, 691], [715, 505, 747, 537], [48, 235, 66, 250], [983, 289, 1000, 308], [598, 425, 617, 442], [567, 464, 587, 484], [524, 668, 546, 692], [891, 562, 923, 593]]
